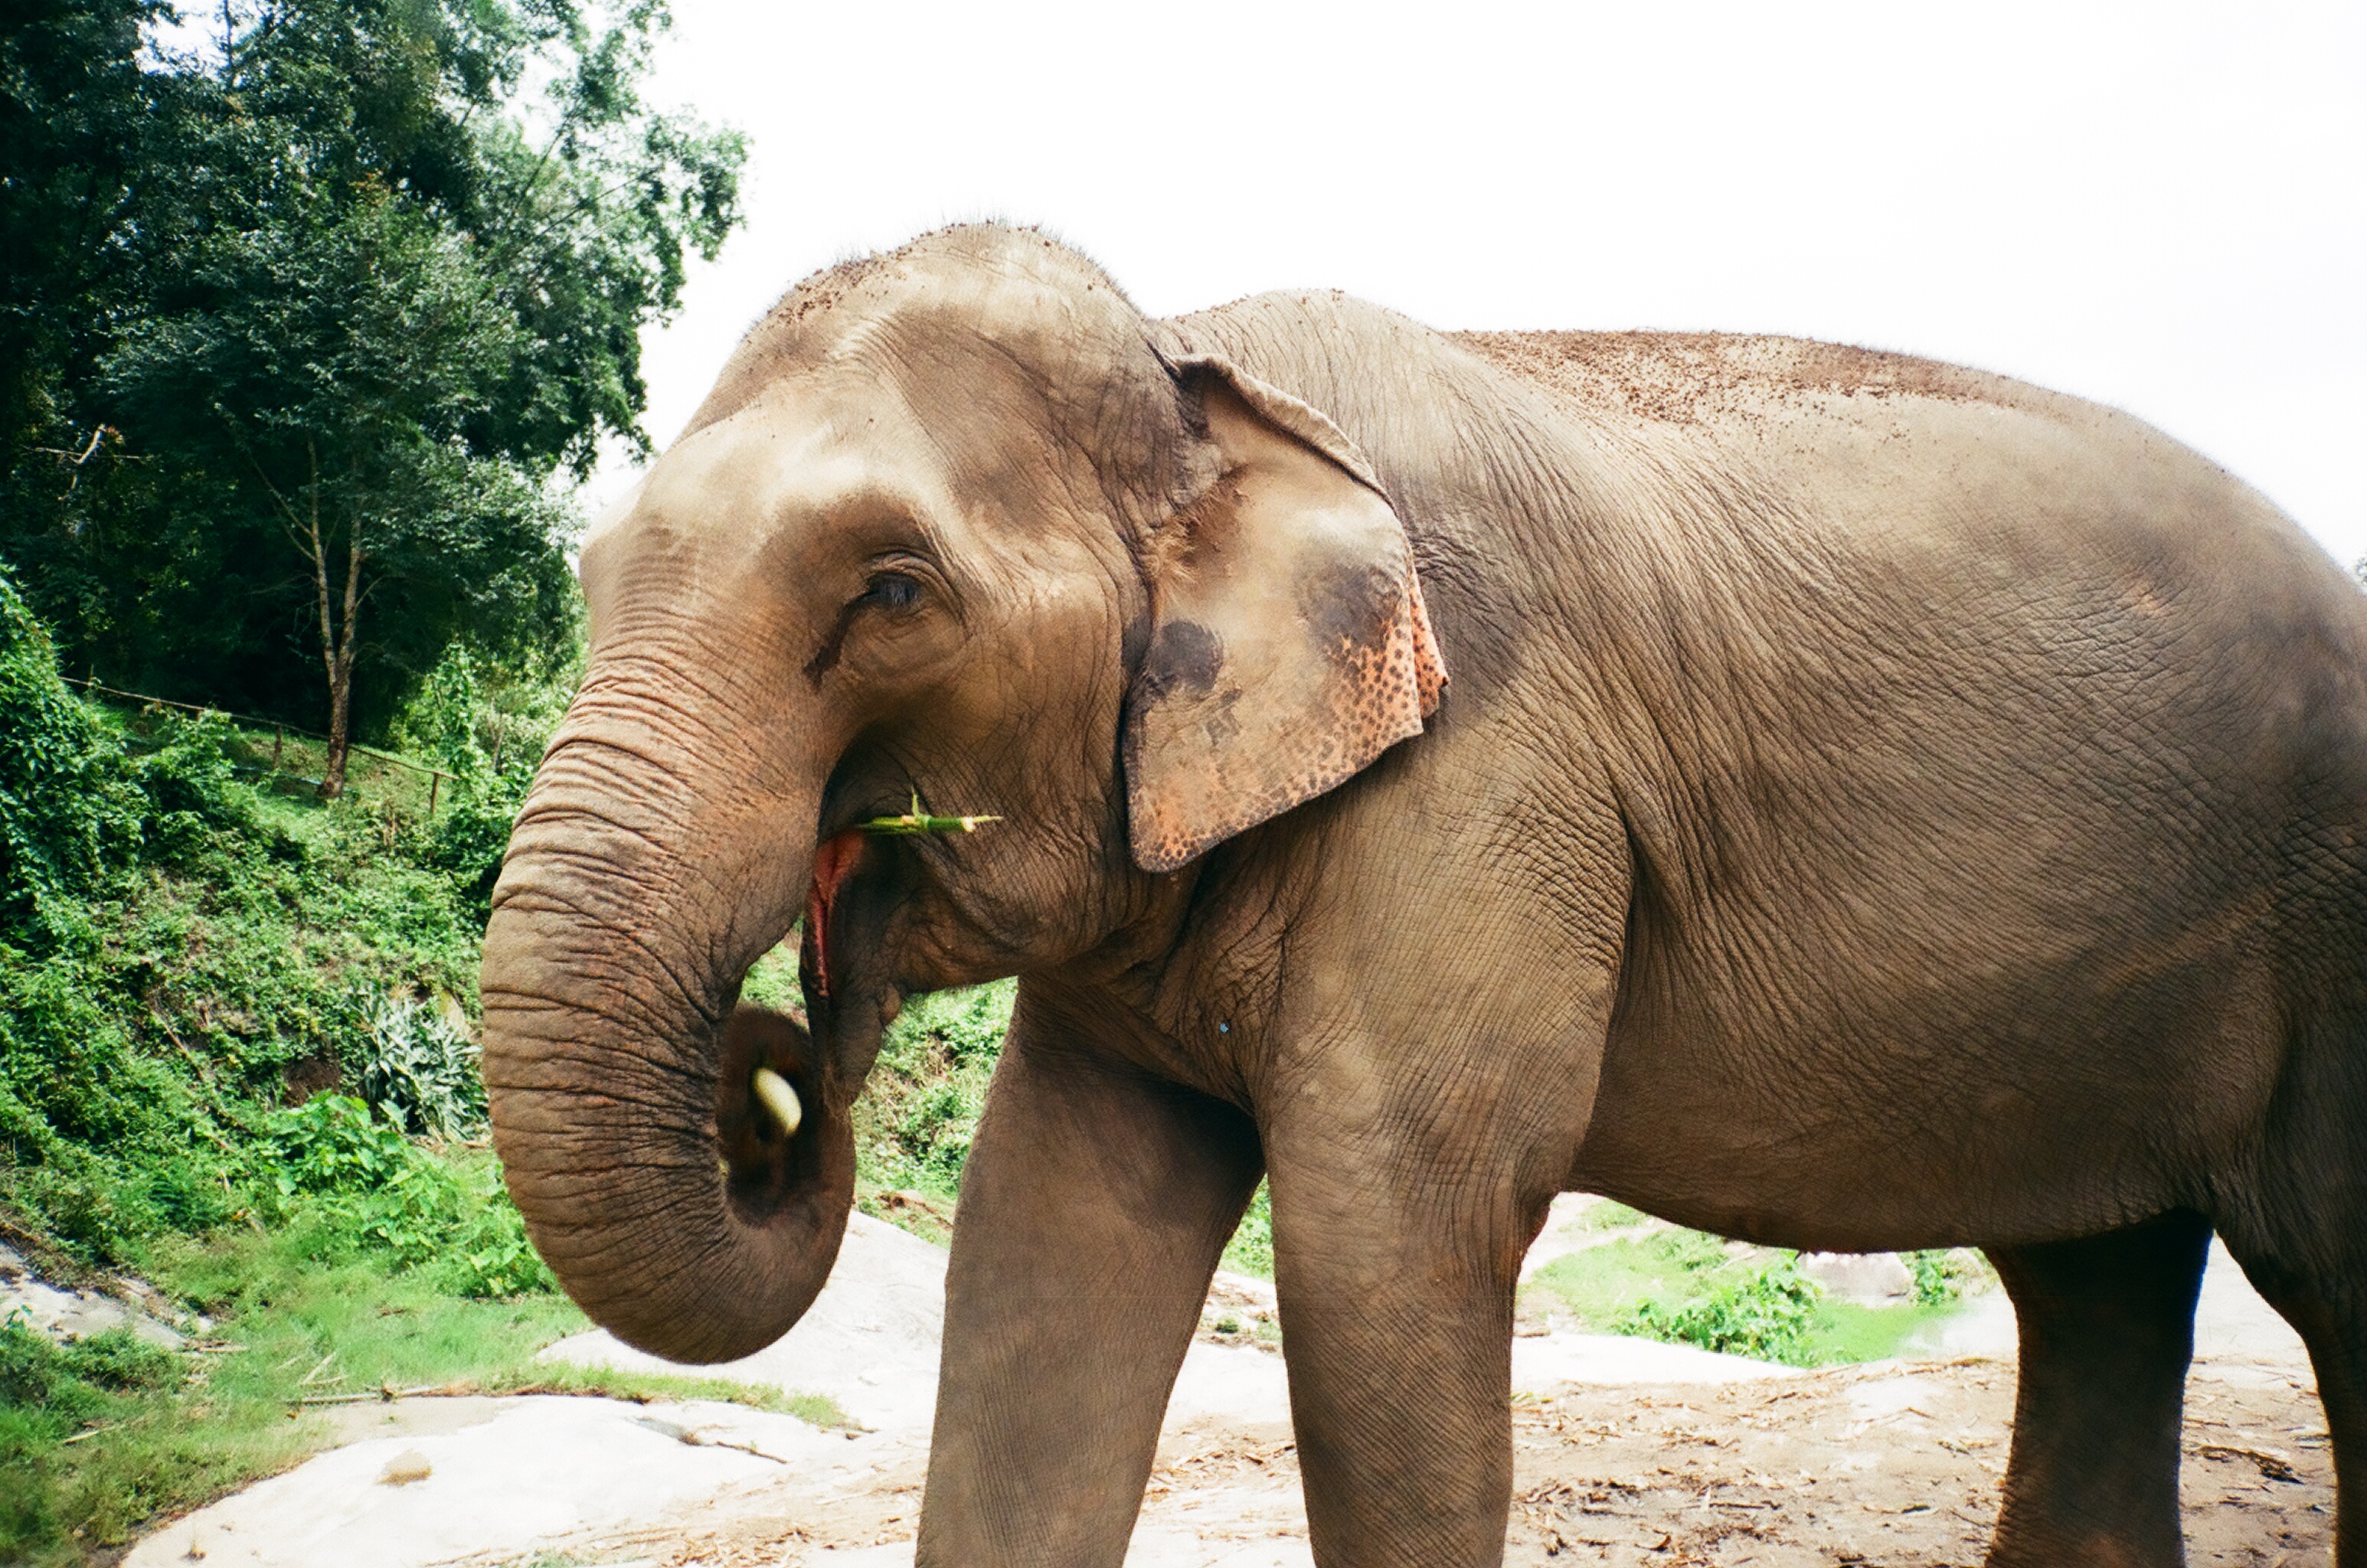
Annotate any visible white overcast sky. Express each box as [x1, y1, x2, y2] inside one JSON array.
[[601, 2, 2364, 564]]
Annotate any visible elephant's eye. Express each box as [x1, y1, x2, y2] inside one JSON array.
[[859, 571, 922, 612]]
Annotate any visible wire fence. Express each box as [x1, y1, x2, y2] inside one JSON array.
[[61, 675, 463, 812]]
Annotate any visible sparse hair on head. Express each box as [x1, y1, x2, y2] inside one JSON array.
[[680, 222, 1136, 442]]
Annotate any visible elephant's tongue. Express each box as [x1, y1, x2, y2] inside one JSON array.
[[803, 831, 864, 1001]]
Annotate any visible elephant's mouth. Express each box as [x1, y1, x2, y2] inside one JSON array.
[[802, 829, 865, 1002], [790, 816, 914, 1109], [724, 799, 963, 1233]]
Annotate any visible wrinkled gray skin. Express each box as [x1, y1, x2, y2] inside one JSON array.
[[480, 224, 2367, 1567]]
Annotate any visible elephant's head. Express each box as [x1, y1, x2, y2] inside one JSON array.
[[479, 226, 1443, 1363]]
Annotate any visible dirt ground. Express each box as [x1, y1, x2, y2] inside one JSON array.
[[623, 1357, 2329, 1568], [126, 1206, 2332, 1568]]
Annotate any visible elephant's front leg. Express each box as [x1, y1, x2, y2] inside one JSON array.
[[1266, 1089, 1568, 1566], [917, 995, 1262, 1566]]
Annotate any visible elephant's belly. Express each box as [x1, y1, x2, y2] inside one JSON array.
[[1566, 1004, 2279, 1253]]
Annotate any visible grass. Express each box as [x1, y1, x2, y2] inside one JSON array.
[[1519, 1226, 1978, 1367], [1803, 1295, 1971, 1364], [3, 1177, 848, 1566]]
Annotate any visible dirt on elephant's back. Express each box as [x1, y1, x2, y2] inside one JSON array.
[[1450, 328, 2043, 435], [646, 1355, 2328, 1566]]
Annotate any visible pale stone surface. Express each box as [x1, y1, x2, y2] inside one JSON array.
[[2194, 1237, 2310, 1370], [122, 1396, 839, 1568], [1798, 1250, 1914, 1302], [0, 1243, 184, 1349], [1514, 1328, 1802, 1390], [542, 1213, 949, 1434]]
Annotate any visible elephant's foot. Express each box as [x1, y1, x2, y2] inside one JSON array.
[[1984, 1210, 2210, 1567]]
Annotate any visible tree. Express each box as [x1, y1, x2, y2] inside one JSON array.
[[0, 0, 170, 454], [103, 187, 571, 792], [0, 0, 744, 783]]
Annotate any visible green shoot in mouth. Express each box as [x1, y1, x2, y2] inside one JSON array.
[[861, 792, 1003, 835]]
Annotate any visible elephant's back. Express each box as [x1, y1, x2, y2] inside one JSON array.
[[1453, 327, 2362, 683]]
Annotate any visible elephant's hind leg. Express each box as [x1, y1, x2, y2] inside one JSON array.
[[1985, 1210, 2211, 1567], [2210, 1002, 2367, 1566], [2219, 1248, 2367, 1566]]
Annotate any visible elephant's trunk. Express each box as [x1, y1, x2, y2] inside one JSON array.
[[478, 677, 852, 1364]]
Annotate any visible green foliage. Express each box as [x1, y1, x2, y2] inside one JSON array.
[[0, 1318, 183, 1559], [357, 993, 486, 1138], [400, 639, 566, 920], [1222, 1181, 1273, 1278], [856, 982, 1015, 1200], [0, 0, 174, 452], [1524, 1222, 1985, 1368], [0, 1318, 175, 1413], [737, 940, 805, 1014], [0, 572, 144, 933], [0, 569, 544, 1277], [254, 1095, 550, 1297], [392, 642, 495, 779], [1903, 1248, 1960, 1315], [1619, 1258, 1823, 1364]]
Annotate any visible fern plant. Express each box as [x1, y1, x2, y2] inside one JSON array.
[[357, 993, 485, 1138]]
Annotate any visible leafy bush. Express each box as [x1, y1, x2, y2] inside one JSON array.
[[254, 1096, 550, 1298], [1906, 1247, 1976, 1306], [402, 639, 561, 920], [856, 982, 1015, 1199], [0, 573, 144, 938], [1619, 1258, 1823, 1364]]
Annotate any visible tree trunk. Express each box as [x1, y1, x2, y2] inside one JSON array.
[[309, 446, 363, 800], [319, 526, 361, 799]]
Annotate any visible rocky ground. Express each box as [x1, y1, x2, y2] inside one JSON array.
[[107, 1200, 2331, 1568]]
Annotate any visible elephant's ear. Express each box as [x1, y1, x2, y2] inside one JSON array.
[[1125, 355, 1447, 873]]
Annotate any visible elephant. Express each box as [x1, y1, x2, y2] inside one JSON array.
[[479, 222, 2367, 1567]]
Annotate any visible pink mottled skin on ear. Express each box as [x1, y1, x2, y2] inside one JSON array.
[[1409, 574, 1447, 717]]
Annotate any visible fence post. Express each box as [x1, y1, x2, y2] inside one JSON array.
[[428, 772, 440, 817], [272, 727, 283, 769]]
